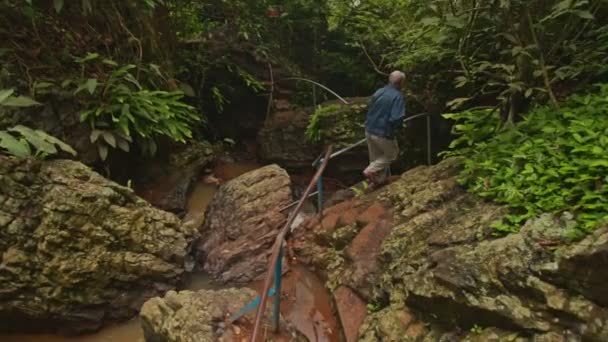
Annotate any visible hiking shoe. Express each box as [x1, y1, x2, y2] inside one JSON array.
[[363, 170, 378, 184]]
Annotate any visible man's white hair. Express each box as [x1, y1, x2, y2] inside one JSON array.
[[388, 70, 406, 85]]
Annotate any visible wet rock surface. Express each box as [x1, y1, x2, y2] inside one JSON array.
[[257, 107, 320, 169], [196, 164, 292, 283], [140, 288, 256, 342], [292, 157, 608, 341], [0, 156, 198, 334], [137, 141, 218, 215], [140, 286, 310, 342], [334, 286, 368, 342]]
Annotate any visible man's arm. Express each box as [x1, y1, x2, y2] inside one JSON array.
[[389, 96, 406, 126]]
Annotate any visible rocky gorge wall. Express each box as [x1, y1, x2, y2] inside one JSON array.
[[291, 157, 608, 341], [0, 156, 198, 334]]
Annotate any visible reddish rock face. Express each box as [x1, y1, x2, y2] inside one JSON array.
[[356, 203, 386, 226], [333, 286, 368, 342], [345, 219, 393, 291]]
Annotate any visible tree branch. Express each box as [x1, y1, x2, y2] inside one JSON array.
[[526, 8, 560, 110], [359, 41, 389, 76]]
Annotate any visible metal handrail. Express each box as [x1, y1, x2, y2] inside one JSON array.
[[275, 77, 350, 105], [248, 147, 333, 342], [315, 112, 436, 164]]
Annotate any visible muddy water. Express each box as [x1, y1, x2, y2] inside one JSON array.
[[2, 161, 340, 342]]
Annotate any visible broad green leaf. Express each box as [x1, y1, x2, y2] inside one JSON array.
[[0, 89, 15, 104], [589, 160, 608, 168], [90, 130, 102, 143], [80, 109, 94, 122], [9, 125, 57, 154], [574, 10, 594, 20], [102, 131, 117, 148], [34, 81, 54, 89], [75, 52, 100, 64], [86, 78, 98, 95], [74, 82, 88, 95], [117, 138, 130, 152], [34, 130, 77, 156], [446, 97, 470, 109], [124, 73, 142, 90], [0, 131, 31, 157], [98, 144, 109, 161], [2, 95, 41, 107], [553, 0, 573, 12], [102, 59, 118, 66], [54, 0, 64, 13], [121, 104, 130, 117]]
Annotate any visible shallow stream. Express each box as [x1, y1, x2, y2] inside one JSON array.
[[2, 161, 339, 342]]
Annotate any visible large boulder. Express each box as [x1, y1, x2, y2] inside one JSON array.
[[196, 164, 292, 283], [140, 288, 257, 342], [292, 157, 608, 341], [140, 287, 307, 342], [0, 156, 198, 334]]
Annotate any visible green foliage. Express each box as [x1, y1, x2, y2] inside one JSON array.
[[0, 125, 76, 158], [306, 104, 342, 143], [443, 108, 502, 154], [0, 89, 41, 107], [470, 324, 484, 335], [445, 85, 608, 237], [305, 102, 367, 148], [0, 90, 74, 158], [72, 58, 202, 160], [329, 0, 608, 116], [366, 301, 383, 314]]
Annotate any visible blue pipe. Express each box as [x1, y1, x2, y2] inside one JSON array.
[[272, 246, 283, 331]]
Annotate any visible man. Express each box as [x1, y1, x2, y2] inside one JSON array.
[[363, 71, 406, 186]]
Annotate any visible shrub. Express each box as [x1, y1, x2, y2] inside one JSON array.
[[73, 59, 203, 160], [444, 85, 608, 238]]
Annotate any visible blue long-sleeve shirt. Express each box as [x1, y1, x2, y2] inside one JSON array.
[[365, 85, 406, 139]]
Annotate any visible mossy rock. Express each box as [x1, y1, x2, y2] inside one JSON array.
[[306, 98, 369, 148]]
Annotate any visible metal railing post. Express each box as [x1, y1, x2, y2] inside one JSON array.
[[317, 172, 324, 213], [272, 245, 283, 332], [426, 115, 432, 166]]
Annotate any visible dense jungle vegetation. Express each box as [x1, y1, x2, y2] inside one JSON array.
[[1, 0, 607, 237]]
